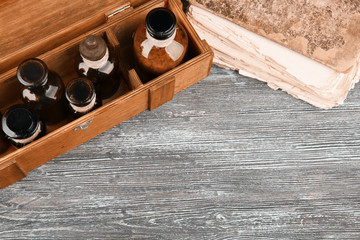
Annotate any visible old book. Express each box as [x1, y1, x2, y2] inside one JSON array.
[[187, 0, 360, 108]]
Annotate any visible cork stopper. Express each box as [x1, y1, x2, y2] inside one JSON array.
[[79, 35, 107, 61]]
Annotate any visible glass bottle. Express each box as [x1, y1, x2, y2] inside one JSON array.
[[0, 113, 9, 154], [2, 104, 46, 148], [17, 58, 68, 125], [65, 78, 102, 119], [77, 35, 120, 100], [133, 7, 188, 82]]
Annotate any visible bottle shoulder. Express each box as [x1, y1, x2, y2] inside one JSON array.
[[22, 71, 65, 101], [133, 22, 189, 76], [134, 23, 188, 49], [48, 71, 65, 86]]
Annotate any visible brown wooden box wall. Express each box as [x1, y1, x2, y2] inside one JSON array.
[[0, 0, 213, 188]]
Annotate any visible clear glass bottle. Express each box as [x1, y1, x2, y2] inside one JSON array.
[[2, 104, 46, 148], [77, 35, 120, 100], [17, 58, 68, 125], [65, 78, 102, 119], [133, 7, 188, 82]]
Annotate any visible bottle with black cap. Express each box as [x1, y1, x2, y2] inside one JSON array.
[[133, 7, 188, 81], [17, 58, 68, 125], [65, 78, 102, 119], [77, 35, 120, 100], [2, 104, 45, 148]]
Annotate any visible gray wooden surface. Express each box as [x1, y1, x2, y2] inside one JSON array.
[[1, 65, 360, 239]]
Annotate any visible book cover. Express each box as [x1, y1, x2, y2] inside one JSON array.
[[190, 0, 360, 73]]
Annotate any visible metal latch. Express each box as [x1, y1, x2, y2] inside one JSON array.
[[73, 119, 93, 131]]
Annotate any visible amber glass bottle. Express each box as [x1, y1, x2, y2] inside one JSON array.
[[133, 7, 188, 81], [66, 78, 102, 119], [0, 113, 9, 154], [77, 35, 120, 100], [17, 58, 68, 125], [2, 104, 46, 148]]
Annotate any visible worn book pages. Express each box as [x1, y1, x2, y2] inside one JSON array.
[[187, 0, 360, 108]]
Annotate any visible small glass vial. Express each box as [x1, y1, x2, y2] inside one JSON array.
[[2, 104, 46, 148], [77, 35, 120, 100], [133, 7, 188, 81], [17, 58, 68, 125], [66, 78, 102, 118]]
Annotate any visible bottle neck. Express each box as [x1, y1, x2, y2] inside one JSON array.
[[70, 95, 97, 113], [146, 29, 176, 48], [30, 76, 48, 89], [81, 48, 109, 69]]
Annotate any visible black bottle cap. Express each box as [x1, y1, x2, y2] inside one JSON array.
[[2, 105, 40, 139], [145, 8, 177, 40], [66, 78, 96, 107], [80, 35, 107, 61], [17, 58, 48, 88]]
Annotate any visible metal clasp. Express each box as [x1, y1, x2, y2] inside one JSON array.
[[73, 119, 93, 131]]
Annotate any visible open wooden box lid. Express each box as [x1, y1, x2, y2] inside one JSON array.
[[0, 0, 132, 75]]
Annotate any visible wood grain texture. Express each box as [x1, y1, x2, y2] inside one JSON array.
[[0, 0, 16, 8], [149, 77, 175, 110], [0, 0, 126, 74], [1, 66, 360, 239]]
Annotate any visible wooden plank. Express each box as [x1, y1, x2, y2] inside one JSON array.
[[128, 69, 143, 90]]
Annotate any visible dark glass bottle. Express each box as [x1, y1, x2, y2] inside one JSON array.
[[65, 78, 102, 118], [76, 35, 120, 100], [133, 7, 188, 82], [0, 113, 9, 154], [17, 58, 68, 125], [2, 104, 46, 148]]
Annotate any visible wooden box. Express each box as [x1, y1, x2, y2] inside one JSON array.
[[0, 0, 213, 188]]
